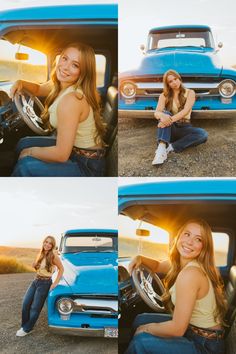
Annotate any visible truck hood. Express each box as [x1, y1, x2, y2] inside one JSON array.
[[60, 252, 118, 295], [121, 48, 223, 77]]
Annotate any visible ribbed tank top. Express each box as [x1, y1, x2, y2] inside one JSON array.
[[171, 88, 191, 122], [48, 85, 100, 148], [169, 260, 220, 328], [37, 257, 54, 278]]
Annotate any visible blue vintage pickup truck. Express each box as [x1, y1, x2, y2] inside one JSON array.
[[0, 4, 118, 176], [118, 179, 236, 353], [48, 229, 118, 338], [119, 25, 236, 119]]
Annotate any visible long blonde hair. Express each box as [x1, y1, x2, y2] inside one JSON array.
[[163, 69, 187, 113], [41, 42, 107, 145], [34, 236, 56, 273], [163, 219, 227, 324]]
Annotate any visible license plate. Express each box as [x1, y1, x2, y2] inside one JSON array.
[[221, 98, 232, 104], [104, 327, 118, 338]]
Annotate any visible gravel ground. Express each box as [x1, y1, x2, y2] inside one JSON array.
[[0, 273, 117, 354], [118, 118, 236, 177]]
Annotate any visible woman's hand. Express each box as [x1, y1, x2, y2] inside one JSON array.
[[50, 283, 58, 291], [158, 114, 172, 127], [19, 148, 33, 159], [10, 80, 23, 100], [128, 255, 142, 274], [135, 324, 151, 336]]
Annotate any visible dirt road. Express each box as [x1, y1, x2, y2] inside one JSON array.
[[0, 273, 117, 354], [118, 118, 236, 177]]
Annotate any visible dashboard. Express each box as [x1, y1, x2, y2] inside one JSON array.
[[119, 264, 138, 308], [0, 90, 26, 144]]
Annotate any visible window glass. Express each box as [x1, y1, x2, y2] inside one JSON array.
[[66, 236, 113, 248], [119, 215, 169, 259], [212, 232, 229, 266], [0, 40, 47, 83]]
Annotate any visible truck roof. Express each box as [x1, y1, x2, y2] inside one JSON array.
[[0, 4, 118, 22], [149, 24, 211, 33]]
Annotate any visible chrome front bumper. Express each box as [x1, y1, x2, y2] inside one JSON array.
[[49, 325, 116, 337], [119, 109, 236, 119]]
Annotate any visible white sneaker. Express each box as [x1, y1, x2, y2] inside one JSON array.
[[152, 149, 167, 165], [16, 328, 29, 337], [166, 144, 174, 154]]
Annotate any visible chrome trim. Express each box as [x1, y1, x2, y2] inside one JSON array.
[[72, 298, 118, 314], [120, 81, 137, 99], [135, 82, 219, 90], [218, 79, 236, 98], [119, 109, 236, 119], [49, 325, 115, 337]]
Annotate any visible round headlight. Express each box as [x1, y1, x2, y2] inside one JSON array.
[[57, 298, 74, 315], [218, 79, 236, 98], [120, 81, 136, 99]]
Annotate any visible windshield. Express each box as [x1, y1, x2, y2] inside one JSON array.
[[119, 214, 169, 259], [147, 29, 215, 50], [62, 233, 118, 253], [0, 40, 47, 83]]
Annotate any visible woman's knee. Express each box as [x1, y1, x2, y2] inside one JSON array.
[[12, 157, 34, 177]]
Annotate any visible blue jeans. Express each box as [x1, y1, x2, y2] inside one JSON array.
[[157, 118, 208, 153], [125, 313, 225, 354], [11, 136, 105, 177], [21, 278, 52, 333]]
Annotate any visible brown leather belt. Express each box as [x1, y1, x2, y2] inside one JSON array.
[[36, 275, 51, 281], [73, 147, 106, 159], [189, 325, 224, 339]]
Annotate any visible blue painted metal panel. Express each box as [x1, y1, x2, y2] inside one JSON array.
[[119, 180, 236, 211], [0, 4, 118, 22]]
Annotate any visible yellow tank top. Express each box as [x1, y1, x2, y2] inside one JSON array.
[[48, 85, 100, 148], [169, 260, 220, 328], [171, 88, 191, 122], [37, 257, 54, 278]]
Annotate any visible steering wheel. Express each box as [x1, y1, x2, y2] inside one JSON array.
[[14, 89, 49, 135], [132, 265, 166, 312]]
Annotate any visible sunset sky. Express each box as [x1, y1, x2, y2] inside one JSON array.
[[0, 178, 117, 248]]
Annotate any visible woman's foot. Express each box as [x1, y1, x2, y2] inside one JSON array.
[[152, 143, 167, 165], [16, 328, 29, 337], [166, 144, 174, 154]]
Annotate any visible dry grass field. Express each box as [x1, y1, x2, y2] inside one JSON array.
[[0, 246, 38, 273]]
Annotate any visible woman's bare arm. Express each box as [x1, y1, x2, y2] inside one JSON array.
[[50, 254, 64, 290], [129, 255, 171, 274], [154, 93, 172, 127], [10, 79, 53, 98], [135, 267, 201, 337]]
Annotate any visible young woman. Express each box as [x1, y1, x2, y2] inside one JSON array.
[[152, 70, 208, 165], [10, 42, 107, 177], [126, 219, 227, 354], [16, 236, 64, 336]]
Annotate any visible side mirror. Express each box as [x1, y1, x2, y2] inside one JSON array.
[[15, 52, 29, 61], [140, 44, 146, 54], [218, 42, 223, 49], [136, 228, 150, 237]]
